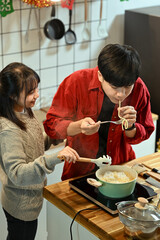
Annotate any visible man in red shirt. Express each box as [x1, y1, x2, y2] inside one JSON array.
[[43, 44, 155, 180]]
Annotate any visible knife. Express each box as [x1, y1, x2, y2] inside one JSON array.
[[132, 164, 160, 188], [139, 172, 160, 188], [142, 163, 160, 174]]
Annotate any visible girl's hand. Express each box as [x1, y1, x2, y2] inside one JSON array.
[[58, 146, 80, 163], [81, 117, 101, 135], [118, 105, 137, 128]]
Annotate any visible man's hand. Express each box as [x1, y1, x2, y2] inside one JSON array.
[[118, 105, 137, 128], [81, 117, 101, 135]]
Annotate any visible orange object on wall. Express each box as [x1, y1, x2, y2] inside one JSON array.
[[22, 0, 54, 8]]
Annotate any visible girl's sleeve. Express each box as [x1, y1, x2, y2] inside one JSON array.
[[0, 130, 61, 188]]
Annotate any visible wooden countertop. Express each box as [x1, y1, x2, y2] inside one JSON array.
[[43, 152, 160, 240]]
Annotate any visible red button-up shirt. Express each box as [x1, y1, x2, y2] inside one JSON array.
[[43, 67, 155, 180]]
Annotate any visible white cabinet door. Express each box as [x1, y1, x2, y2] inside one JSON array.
[[131, 120, 157, 158]]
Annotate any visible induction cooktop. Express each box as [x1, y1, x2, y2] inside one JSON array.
[[69, 172, 157, 215]]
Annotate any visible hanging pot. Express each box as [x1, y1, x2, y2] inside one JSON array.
[[44, 5, 65, 40]]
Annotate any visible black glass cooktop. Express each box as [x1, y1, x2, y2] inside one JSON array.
[[69, 172, 157, 215]]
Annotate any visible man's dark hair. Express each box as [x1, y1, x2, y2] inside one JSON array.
[[98, 43, 141, 87]]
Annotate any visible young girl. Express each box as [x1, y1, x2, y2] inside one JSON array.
[[0, 62, 79, 240]]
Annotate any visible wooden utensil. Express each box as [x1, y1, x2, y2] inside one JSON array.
[[57, 155, 112, 167]]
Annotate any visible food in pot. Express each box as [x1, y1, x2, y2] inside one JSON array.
[[89, 165, 137, 198], [99, 170, 133, 183]]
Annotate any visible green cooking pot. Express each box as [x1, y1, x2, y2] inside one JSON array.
[[87, 165, 137, 198]]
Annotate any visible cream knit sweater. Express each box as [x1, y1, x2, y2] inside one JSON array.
[[0, 112, 61, 221]]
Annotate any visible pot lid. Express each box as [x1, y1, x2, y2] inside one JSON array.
[[117, 197, 160, 223]]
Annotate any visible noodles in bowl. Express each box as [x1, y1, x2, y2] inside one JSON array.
[[99, 170, 134, 184], [95, 165, 137, 198]]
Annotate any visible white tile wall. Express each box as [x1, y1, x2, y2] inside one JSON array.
[[2, 10, 21, 33], [58, 64, 74, 85], [0, 0, 160, 110], [3, 53, 22, 67], [41, 67, 57, 88], [40, 47, 58, 68], [22, 50, 40, 70], [3, 32, 21, 54]]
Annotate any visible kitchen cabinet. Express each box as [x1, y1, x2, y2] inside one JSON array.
[[131, 113, 158, 158], [124, 6, 160, 144]]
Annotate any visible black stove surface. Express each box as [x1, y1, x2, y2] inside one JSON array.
[[69, 172, 157, 215]]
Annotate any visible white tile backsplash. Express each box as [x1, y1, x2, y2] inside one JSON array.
[[0, 55, 2, 70], [40, 47, 58, 68], [40, 87, 58, 108], [13, 0, 20, 10], [21, 8, 39, 32], [3, 32, 21, 54], [22, 50, 40, 70], [0, 0, 159, 108], [22, 30, 40, 51], [75, 3, 86, 23], [58, 65, 74, 85], [0, 37, 2, 55], [57, 45, 74, 65], [2, 10, 20, 33], [75, 22, 91, 43], [75, 42, 90, 62], [3, 53, 22, 67], [41, 68, 57, 88], [90, 39, 106, 59], [90, 59, 97, 68], [74, 61, 90, 71], [40, 30, 57, 49], [57, 5, 69, 24]]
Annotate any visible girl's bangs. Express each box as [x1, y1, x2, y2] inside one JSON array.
[[25, 75, 39, 95]]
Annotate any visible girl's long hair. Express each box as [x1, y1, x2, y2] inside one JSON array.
[[0, 62, 40, 130]]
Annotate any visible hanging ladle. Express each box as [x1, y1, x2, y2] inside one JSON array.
[[65, 9, 77, 45], [97, 0, 108, 38], [82, 0, 90, 41]]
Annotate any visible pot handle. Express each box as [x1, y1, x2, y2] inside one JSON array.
[[87, 178, 102, 188], [51, 5, 55, 18]]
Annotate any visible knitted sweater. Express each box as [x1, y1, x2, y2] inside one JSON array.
[[0, 112, 61, 221]]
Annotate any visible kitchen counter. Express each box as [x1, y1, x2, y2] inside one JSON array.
[[43, 152, 160, 240]]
